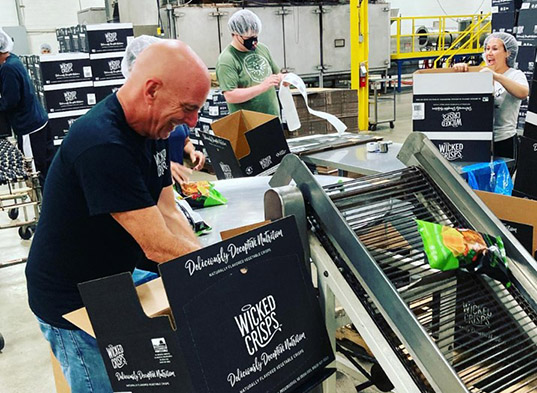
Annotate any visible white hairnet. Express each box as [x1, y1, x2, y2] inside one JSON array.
[[121, 35, 161, 78], [0, 28, 14, 53], [228, 9, 262, 36], [484, 32, 518, 68], [40, 43, 52, 52]]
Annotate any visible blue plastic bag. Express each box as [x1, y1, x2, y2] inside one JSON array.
[[462, 160, 513, 195]]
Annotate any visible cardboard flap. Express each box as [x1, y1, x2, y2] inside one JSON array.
[[414, 66, 484, 74], [77, 273, 172, 337], [211, 110, 251, 159], [242, 109, 276, 128], [199, 131, 243, 179]]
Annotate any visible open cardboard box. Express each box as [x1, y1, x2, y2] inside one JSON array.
[[413, 66, 494, 162], [200, 110, 290, 179], [61, 218, 333, 393], [476, 190, 537, 259]]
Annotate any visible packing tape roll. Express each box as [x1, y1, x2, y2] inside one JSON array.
[[278, 73, 347, 136], [367, 142, 378, 152]]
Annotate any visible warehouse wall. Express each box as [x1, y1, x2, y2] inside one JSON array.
[[0, 0, 105, 54]]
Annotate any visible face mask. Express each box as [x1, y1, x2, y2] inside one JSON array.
[[242, 36, 258, 51]]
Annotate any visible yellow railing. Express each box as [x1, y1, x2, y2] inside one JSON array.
[[391, 13, 491, 61], [434, 15, 491, 67]]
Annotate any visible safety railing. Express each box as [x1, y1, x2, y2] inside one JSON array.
[[391, 13, 491, 61]]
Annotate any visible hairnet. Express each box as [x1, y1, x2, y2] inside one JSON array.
[[0, 28, 14, 53], [228, 9, 262, 36], [40, 43, 52, 53], [483, 32, 518, 68], [121, 35, 161, 78]]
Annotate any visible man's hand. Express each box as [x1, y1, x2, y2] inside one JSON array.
[[260, 74, 281, 92], [189, 150, 206, 171], [453, 63, 469, 72], [171, 161, 192, 184]]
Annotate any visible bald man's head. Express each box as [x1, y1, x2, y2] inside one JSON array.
[[118, 40, 210, 139]]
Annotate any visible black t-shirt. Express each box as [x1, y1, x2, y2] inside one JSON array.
[[25, 94, 172, 329]]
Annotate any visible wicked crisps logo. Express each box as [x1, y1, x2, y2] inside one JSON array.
[[234, 295, 282, 356]]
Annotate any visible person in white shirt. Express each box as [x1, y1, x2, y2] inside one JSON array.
[[454, 32, 529, 162]]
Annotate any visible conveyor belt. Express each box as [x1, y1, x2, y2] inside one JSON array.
[[268, 134, 537, 393]]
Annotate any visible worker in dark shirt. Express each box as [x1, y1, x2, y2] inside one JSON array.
[[25, 40, 211, 393], [0, 28, 53, 186]]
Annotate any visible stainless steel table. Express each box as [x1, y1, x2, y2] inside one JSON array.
[[301, 142, 406, 176], [196, 175, 345, 247]]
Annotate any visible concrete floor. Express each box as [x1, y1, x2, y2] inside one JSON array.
[[0, 90, 414, 393]]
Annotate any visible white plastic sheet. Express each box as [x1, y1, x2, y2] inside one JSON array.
[[278, 73, 347, 136]]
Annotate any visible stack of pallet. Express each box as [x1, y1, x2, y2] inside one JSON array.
[[286, 88, 359, 138]]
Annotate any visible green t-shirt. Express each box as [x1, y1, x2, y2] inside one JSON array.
[[216, 43, 280, 117]]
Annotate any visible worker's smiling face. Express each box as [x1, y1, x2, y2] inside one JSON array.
[[148, 79, 208, 140], [484, 38, 508, 70]]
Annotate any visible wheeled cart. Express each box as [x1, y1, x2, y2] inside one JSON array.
[[368, 77, 396, 131], [0, 138, 42, 267]]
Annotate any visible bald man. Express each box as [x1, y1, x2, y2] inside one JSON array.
[[25, 40, 211, 393]]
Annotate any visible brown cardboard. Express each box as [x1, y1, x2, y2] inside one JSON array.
[[220, 220, 271, 240], [51, 351, 71, 393], [211, 110, 275, 159], [414, 66, 484, 74], [63, 277, 170, 338], [476, 190, 537, 256]]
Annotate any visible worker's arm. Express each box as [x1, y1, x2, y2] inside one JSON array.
[[183, 137, 205, 170], [0, 66, 22, 112], [111, 187, 200, 263], [489, 70, 529, 100], [223, 74, 281, 104]]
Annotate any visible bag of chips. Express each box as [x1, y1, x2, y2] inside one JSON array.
[[416, 219, 512, 287], [175, 181, 227, 208]]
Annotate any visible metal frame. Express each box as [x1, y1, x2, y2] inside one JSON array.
[[270, 154, 469, 393]]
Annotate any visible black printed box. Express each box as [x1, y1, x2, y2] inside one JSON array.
[[39, 53, 93, 85], [90, 51, 125, 81], [69, 217, 334, 393], [86, 23, 133, 53], [413, 68, 493, 162], [43, 81, 96, 113], [514, 136, 537, 198], [93, 79, 124, 103], [515, 8, 537, 45], [492, 11, 517, 33], [48, 109, 89, 146], [200, 110, 290, 179]]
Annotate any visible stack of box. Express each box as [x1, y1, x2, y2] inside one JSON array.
[[87, 23, 133, 104], [44, 23, 133, 147], [287, 89, 359, 137], [515, 46, 536, 128], [514, 65, 537, 199], [40, 53, 95, 148], [491, 0, 522, 33]]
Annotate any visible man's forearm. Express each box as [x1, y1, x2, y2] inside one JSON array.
[[223, 84, 265, 104]]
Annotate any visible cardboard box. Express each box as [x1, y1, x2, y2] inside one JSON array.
[[86, 23, 134, 53], [413, 67, 494, 162], [515, 8, 537, 45], [43, 81, 96, 113], [491, 0, 521, 13], [476, 190, 537, 258], [93, 79, 124, 103], [514, 135, 537, 198], [90, 51, 124, 81], [65, 218, 334, 393], [39, 53, 92, 85], [200, 110, 290, 179], [492, 11, 517, 33], [48, 109, 89, 146]]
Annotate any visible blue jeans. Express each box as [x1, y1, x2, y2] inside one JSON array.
[[37, 317, 113, 393]]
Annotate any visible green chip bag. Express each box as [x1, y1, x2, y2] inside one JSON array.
[[416, 219, 512, 287]]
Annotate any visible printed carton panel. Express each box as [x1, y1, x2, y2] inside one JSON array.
[[492, 11, 517, 33], [94, 80, 124, 103], [491, 0, 518, 13], [44, 85, 96, 113], [86, 24, 134, 53], [515, 8, 537, 43], [515, 46, 536, 72], [514, 136, 537, 197], [40, 55, 92, 85], [159, 217, 334, 393], [413, 94, 494, 132], [49, 114, 84, 140], [429, 138, 492, 162], [90, 53, 124, 81]]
